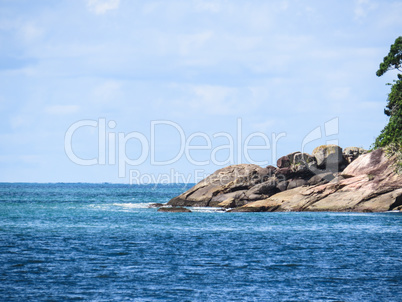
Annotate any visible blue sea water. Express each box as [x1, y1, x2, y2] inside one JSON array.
[[0, 183, 401, 302]]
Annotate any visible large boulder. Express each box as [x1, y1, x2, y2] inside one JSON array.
[[209, 190, 248, 207], [266, 165, 277, 176], [275, 167, 293, 180], [246, 178, 278, 195], [168, 164, 269, 207], [292, 153, 317, 178], [276, 180, 289, 191], [277, 156, 290, 168], [276, 152, 316, 180], [275, 151, 316, 192], [341, 148, 386, 177], [242, 178, 280, 202], [217, 198, 237, 209], [307, 172, 335, 186], [343, 147, 367, 164], [277, 152, 316, 171], [287, 178, 308, 190], [312, 144, 345, 171], [292, 152, 317, 167]]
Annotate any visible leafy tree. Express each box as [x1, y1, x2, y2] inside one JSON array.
[[374, 36, 402, 148]]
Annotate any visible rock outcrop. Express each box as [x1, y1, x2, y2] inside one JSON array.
[[157, 207, 192, 213], [168, 145, 402, 212], [312, 144, 345, 171], [168, 164, 271, 207], [169, 144, 368, 209], [343, 147, 367, 164], [231, 148, 402, 212]]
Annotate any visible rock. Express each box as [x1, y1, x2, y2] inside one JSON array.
[[148, 203, 165, 208], [276, 180, 288, 191], [312, 144, 344, 171], [231, 187, 304, 212], [276, 152, 317, 180], [353, 189, 402, 212], [329, 175, 345, 183], [168, 146, 402, 213], [157, 207, 192, 213], [233, 149, 402, 212], [209, 190, 247, 207], [294, 152, 316, 164], [168, 164, 269, 207], [393, 205, 402, 211], [210, 178, 280, 207], [240, 178, 280, 202], [229, 205, 273, 212], [277, 152, 316, 171], [277, 156, 290, 168], [217, 198, 236, 209], [307, 173, 334, 186], [343, 147, 367, 164], [287, 152, 302, 164], [275, 167, 294, 180], [293, 153, 317, 175], [292, 164, 314, 179], [245, 194, 265, 201], [341, 148, 386, 178], [266, 165, 277, 176], [246, 178, 278, 195], [287, 178, 308, 190]]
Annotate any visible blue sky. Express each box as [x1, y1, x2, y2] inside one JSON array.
[[1, 0, 401, 183]]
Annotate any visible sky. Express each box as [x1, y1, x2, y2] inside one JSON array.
[[0, 0, 401, 183]]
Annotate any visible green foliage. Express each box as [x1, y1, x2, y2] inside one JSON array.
[[374, 37, 402, 149], [376, 36, 402, 76]]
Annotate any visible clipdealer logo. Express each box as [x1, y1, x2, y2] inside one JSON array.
[[64, 118, 287, 179], [64, 117, 339, 183]]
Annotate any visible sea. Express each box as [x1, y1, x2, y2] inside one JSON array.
[[0, 183, 401, 302]]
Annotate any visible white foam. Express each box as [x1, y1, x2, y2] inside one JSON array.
[[112, 203, 153, 209], [189, 207, 225, 213]]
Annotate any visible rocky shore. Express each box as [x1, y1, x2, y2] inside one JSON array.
[[167, 145, 402, 212]]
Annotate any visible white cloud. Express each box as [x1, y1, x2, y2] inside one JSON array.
[[91, 81, 122, 103], [19, 155, 44, 165], [0, 155, 42, 164], [354, 0, 376, 20], [252, 120, 276, 132], [194, 0, 221, 13], [45, 105, 80, 115], [0, 96, 5, 111], [0, 19, 44, 43], [87, 0, 120, 15], [280, 0, 289, 11], [191, 85, 236, 115], [359, 101, 383, 110], [376, 1, 402, 28], [329, 87, 351, 101], [10, 115, 31, 129], [173, 84, 262, 116], [142, 2, 161, 14], [178, 32, 213, 55], [19, 23, 44, 42]]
